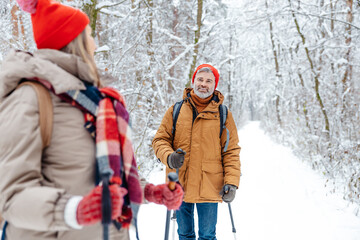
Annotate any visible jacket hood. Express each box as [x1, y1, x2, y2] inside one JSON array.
[[182, 88, 224, 105], [0, 49, 96, 99]]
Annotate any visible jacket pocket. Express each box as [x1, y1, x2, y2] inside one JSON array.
[[199, 161, 224, 200]]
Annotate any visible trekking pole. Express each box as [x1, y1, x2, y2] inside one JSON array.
[[224, 185, 237, 240], [171, 210, 177, 240], [97, 158, 114, 240], [171, 168, 180, 240], [170, 148, 185, 239], [228, 203, 237, 240], [164, 172, 178, 240], [101, 172, 113, 240]]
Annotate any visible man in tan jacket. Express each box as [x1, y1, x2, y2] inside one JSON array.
[[152, 64, 241, 240]]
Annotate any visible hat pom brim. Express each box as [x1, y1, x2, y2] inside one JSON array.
[[16, 0, 38, 14]]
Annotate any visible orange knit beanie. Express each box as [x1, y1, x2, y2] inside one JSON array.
[[16, 0, 89, 50], [191, 64, 220, 89]]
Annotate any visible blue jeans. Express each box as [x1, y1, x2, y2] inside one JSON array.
[[176, 201, 218, 240]]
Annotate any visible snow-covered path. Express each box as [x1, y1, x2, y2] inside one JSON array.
[[229, 122, 360, 240], [132, 121, 360, 240]]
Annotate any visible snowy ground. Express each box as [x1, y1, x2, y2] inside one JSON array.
[[130, 121, 360, 240], [2, 121, 360, 239]]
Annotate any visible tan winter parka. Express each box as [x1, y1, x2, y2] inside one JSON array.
[[0, 49, 128, 239], [152, 88, 241, 203]]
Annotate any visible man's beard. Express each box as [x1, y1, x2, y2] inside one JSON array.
[[193, 84, 215, 99]]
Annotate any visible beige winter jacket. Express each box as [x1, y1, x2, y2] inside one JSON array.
[[152, 88, 241, 203], [0, 49, 129, 239]]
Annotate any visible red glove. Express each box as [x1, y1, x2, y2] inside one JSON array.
[[144, 183, 183, 210], [76, 185, 127, 225]]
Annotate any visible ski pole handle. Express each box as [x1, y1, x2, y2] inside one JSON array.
[[167, 172, 178, 191], [175, 148, 186, 155], [165, 172, 179, 240], [224, 185, 230, 194]]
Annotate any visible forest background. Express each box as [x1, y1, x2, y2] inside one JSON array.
[[0, 0, 359, 213]]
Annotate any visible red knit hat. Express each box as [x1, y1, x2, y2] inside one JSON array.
[[192, 64, 220, 89], [16, 0, 90, 50]]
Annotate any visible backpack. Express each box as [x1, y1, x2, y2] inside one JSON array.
[[1, 80, 53, 240], [171, 98, 230, 153]]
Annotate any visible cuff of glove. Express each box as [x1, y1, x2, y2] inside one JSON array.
[[144, 184, 154, 203], [167, 156, 174, 169], [64, 196, 83, 229]]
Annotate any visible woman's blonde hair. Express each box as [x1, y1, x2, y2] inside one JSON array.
[[61, 29, 101, 87]]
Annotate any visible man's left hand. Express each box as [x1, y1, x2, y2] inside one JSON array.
[[219, 184, 237, 203]]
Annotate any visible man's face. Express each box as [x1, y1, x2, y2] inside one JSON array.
[[193, 72, 216, 99]]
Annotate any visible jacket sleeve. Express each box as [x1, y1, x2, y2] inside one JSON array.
[[0, 86, 70, 231], [152, 106, 175, 168], [221, 110, 241, 188]]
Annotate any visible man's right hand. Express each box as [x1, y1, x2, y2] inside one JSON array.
[[167, 149, 185, 169]]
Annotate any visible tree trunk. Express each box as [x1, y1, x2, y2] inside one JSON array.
[[169, 6, 179, 94], [11, 1, 27, 49], [342, 0, 353, 110], [297, 72, 311, 130], [146, 0, 154, 59], [288, 0, 330, 138], [187, 0, 203, 86], [330, 0, 335, 74], [265, 0, 282, 127], [317, 0, 325, 73], [227, 27, 234, 109], [83, 0, 98, 37]]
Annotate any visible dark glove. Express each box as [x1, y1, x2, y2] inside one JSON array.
[[167, 149, 185, 169], [219, 184, 237, 203]]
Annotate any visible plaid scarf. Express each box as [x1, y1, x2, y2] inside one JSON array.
[[31, 78, 142, 227], [59, 83, 143, 205]]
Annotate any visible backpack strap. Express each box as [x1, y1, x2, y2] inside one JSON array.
[[219, 104, 229, 153], [172, 100, 184, 136], [16, 81, 53, 149]]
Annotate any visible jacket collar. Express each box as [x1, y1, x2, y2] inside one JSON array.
[[0, 49, 96, 99], [183, 88, 224, 103], [182, 88, 225, 113]]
